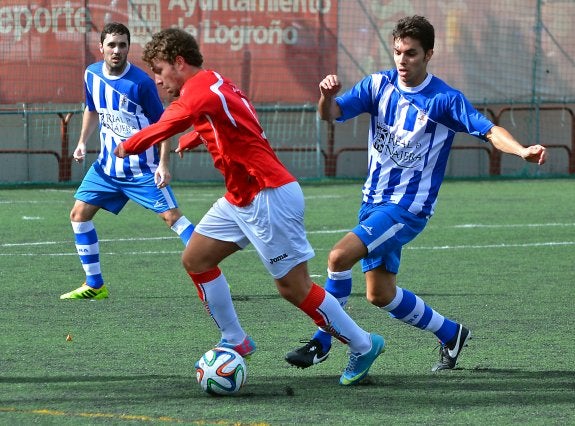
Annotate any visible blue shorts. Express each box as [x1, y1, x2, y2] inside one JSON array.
[[354, 202, 427, 274], [74, 163, 179, 215]]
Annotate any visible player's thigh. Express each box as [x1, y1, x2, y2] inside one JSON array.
[[122, 174, 179, 213], [195, 198, 251, 249], [70, 199, 101, 222], [355, 203, 426, 274], [236, 182, 315, 279], [328, 232, 367, 271], [183, 232, 240, 272], [74, 165, 129, 214]]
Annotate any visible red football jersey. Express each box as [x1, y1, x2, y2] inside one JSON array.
[[122, 69, 295, 206]]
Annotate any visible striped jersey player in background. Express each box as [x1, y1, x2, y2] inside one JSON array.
[[60, 22, 195, 300], [285, 15, 547, 371]]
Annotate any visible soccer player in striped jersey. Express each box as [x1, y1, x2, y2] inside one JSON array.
[[114, 28, 383, 385], [60, 23, 195, 300], [285, 15, 547, 371]]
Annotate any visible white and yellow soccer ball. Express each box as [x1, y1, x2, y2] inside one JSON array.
[[196, 347, 247, 395]]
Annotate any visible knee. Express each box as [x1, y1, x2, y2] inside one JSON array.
[[70, 206, 84, 222], [366, 283, 396, 308], [161, 208, 182, 227], [181, 254, 199, 274], [181, 249, 218, 275], [327, 247, 351, 271]]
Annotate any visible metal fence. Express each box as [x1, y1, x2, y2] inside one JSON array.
[[1, 0, 573, 182]]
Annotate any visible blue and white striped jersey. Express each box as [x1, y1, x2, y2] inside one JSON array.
[[84, 61, 164, 178], [336, 70, 494, 218]]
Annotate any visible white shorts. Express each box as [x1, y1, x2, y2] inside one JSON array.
[[195, 181, 315, 279]]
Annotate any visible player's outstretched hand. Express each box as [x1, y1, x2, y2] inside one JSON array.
[[114, 142, 127, 158], [522, 144, 547, 165]]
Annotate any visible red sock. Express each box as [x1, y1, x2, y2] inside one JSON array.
[[188, 267, 222, 301], [298, 283, 327, 327]]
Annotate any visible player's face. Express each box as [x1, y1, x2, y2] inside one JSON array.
[[150, 58, 186, 97], [100, 33, 129, 76], [393, 36, 433, 87]]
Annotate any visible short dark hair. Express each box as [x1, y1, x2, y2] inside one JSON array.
[[392, 15, 435, 52], [142, 28, 203, 67], [101, 22, 130, 45]]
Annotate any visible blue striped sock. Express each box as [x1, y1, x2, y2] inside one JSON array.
[[171, 216, 195, 245], [72, 220, 103, 288], [383, 286, 458, 343]]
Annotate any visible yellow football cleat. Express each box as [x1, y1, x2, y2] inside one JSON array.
[[60, 284, 109, 300]]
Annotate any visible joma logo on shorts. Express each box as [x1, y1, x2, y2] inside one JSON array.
[[269, 253, 288, 264]]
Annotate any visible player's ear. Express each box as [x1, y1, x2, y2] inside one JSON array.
[[175, 55, 186, 70], [99, 43, 104, 54], [424, 49, 434, 63]]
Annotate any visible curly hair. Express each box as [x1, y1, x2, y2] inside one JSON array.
[[142, 28, 203, 67], [392, 15, 435, 52]]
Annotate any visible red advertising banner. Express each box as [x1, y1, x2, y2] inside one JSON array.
[[0, 0, 338, 104]]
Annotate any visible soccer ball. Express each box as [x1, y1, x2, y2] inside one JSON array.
[[196, 347, 247, 395]]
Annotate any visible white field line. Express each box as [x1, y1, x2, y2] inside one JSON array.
[[1, 222, 574, 255], [2, 241, 573, 257], [0, 193, 342, 204], [454, 223, 575, 228]]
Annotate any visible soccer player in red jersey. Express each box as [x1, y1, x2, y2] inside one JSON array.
[[114, 28, 383, 385]]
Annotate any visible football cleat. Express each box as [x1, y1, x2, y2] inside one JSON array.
[[340, 333, 385, 386], [60, 284, 109, 300], [285, 338, 330, 368], [432, 324, 471, 372], [217, 335, 257, 358]]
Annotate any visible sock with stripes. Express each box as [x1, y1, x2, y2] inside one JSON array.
[[72, 220, 104, 289], [312, 269, 352, 351], [298, 283, 370, 354], [170, 216, 195, 246], [382, 286, 458, 344], [189, 267, 246, 345]]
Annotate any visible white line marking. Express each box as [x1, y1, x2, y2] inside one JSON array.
[[1, 223, 573, 255], [1, 240, 573, 257], [1, 236, 176, 247], [406, 241, 575, 250], [454, 223, 575, 228], [0, 200, 66, 204]]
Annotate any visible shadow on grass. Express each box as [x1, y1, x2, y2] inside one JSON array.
[[1, 368, 573, 405]]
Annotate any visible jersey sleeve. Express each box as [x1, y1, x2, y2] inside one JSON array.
[[139, 78, 164, 124], [122, 99, 193, 154], [84, 69, 96, 112], [445, 93, 494, 140], [178, 131, 204, 151], [336, 73, 387, 122]]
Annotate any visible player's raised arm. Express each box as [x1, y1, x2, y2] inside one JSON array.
[[318, 74, 342, 122], [115, 101, 191, 158], [486, 125, 547, 165]]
